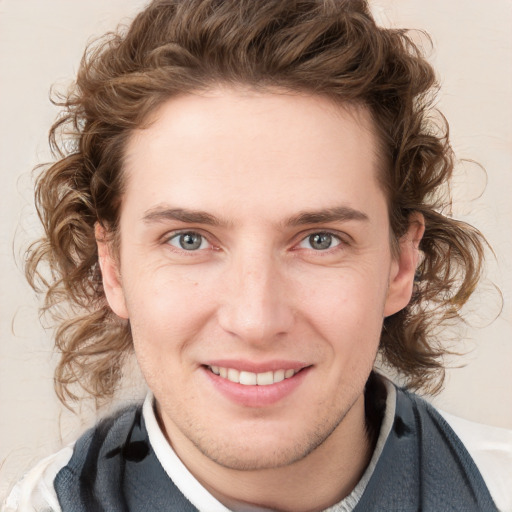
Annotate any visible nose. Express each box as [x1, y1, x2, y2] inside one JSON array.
[[217, 249, 294, 346]]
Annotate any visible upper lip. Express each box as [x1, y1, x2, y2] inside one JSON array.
[[202, 359, 309, 373]]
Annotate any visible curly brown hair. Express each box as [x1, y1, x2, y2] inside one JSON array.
[[26, 0, 486, 405]]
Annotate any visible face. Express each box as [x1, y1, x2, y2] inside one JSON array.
[[99, 88, 420, 472]]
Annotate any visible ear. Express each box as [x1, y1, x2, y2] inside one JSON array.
[[95, 223, 129, 319], [383, 212, 425, 317]]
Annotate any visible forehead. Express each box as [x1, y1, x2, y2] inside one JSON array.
[[122, 88, 385, 223]]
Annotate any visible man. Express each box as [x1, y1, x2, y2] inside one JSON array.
[[4, 0, 511, 510]]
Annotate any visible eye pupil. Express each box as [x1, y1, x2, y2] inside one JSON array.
[[309, 233, 332, 250], [180, 233, 202, 250]]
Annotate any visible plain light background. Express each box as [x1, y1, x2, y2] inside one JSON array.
[[1, 0, 511, 499]]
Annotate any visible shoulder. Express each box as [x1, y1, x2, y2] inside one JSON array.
[[397, 385, 512, 511], [64, 403, 143, 462], [3, 404, 143, 512], [440, 410, 512, 512], [363, 382, 506, 510], [54, 403, 143, 492], [3, 444, 74, 512]]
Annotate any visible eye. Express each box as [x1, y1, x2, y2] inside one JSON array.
[[299, 232, 341, 251], [167, 231, 209, 251]]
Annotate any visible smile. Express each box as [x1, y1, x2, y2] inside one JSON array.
[[209, 366, 298, 386]]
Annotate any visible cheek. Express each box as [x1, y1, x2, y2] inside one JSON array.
[[123, 268, 220, 394], [295, 265, 389, 350], [122, 265, 218, 351], [299, 263, 389, 313]]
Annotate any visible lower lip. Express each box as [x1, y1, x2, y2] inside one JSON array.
[[202, 366, 310, 407]]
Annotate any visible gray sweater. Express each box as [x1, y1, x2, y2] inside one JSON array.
[[54, 384, 498, 511]]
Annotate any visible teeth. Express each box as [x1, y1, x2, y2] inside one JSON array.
[[240, 371, 257, 385], [209, 366, 298, 385], [273, 369, 285, 383], [227, 368, 240, 382], [256, 371, 273, 386]]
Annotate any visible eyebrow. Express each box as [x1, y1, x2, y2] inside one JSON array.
[[142, 205, 368, 228], [285, 206, 369, 227], [142, 207, 231, 227]]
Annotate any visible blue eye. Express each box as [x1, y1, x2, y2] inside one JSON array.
[[168, 232, 209, 251], [299, 232, 341, 251]]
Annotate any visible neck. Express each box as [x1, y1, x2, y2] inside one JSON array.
[[165, 394, 374, 512]]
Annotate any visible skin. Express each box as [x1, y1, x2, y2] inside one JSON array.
[[98, 88, 423, 512]]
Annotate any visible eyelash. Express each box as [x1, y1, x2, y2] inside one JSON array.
[[165, 230, 216, 253], [296, 231, 343, 252], [164, 229, 347, 256]]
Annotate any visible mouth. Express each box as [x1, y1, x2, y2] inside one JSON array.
[[207, 365, 300, 386], [202, 360, 310, 406]]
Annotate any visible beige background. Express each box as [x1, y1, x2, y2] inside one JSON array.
[[1, 0, 511, 499]]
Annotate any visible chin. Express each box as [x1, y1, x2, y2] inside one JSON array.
[[199, 440, 313, 471], [193, 417, 342, 471]]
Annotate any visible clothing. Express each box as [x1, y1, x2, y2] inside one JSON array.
[[4, 378, 512, 511]]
